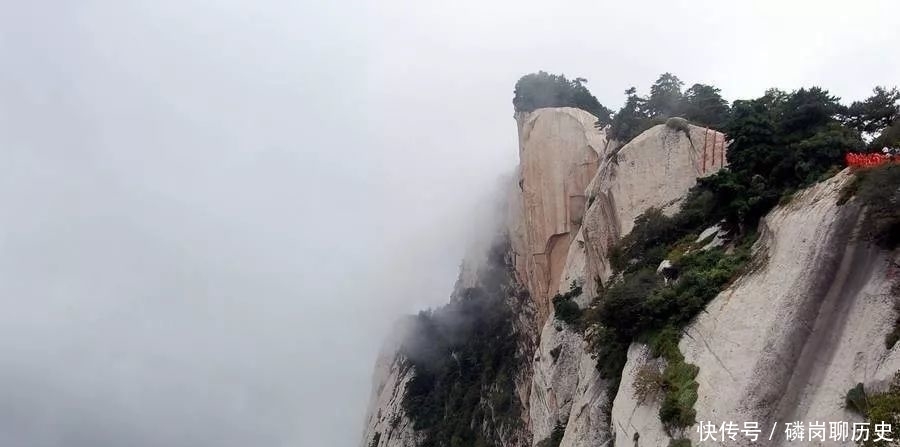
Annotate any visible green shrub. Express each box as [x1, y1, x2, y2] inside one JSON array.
[[596, 269, 662, 340], [665, 116, 690, 133], [610, 208, 679, 273], [849, 374, 900, 447], [553, 295, 582, 326], [400, 241, 523, 446], [554, 80, 882, 435], [659, 359, 700, 431], [633, 364, 665, 403], [552, 284, 584, 327], [864, 374, 900, 447], [514, 72, 613, 125], [586, 202, 754, 432], [846, 383, 869, 415], [668, 438, 692, 447], [648, 327, 700, 432], [853, 164, 900, 248]]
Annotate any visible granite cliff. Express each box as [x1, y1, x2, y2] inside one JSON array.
[[362, 104, 899, 447]]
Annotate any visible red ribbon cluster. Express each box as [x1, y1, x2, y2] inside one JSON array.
[[845, 152, 895, 168]]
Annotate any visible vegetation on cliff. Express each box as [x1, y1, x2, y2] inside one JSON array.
[[840, 164, 900, 249], [607, 73, 731, 142], [580, 82, 898, 433], [399, 241, 524, 447], [513, 71, 614, 126], [846, 373, 900, 447], [397, 75, 900, 446]]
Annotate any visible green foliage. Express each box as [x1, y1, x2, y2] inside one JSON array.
[[847, 383, 869, 415], [584, 323, 630, 390], [400, 242, 522, 447], [646, 73, 685, 118], [708, 87, 865, 226], [584, 184, 755, 431], [844, 86, 900, 135], [851, 164, 900, 248], [536, 423, 566, 447], [596, 269, 662, 340], [610, 209, 680, 273], [633, 363, 665, 403], [608, 87, 652, 142], [848, 374, 900, 447], [871, 119, 900, 150], [586, 82, 890, 433], [651, 327, 699, 432], [665, 117, 690, 133], [608, 74, 731, 144], [513, 72, 613, 126], [668, 438, 692, 447], [681, 83, 730, 128], [552, 283, 583, 327]]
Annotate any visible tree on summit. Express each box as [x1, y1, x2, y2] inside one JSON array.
[[608, 87, 651, 142], [843, 86, 900, 136], [681, 83, 730, 128], [645, 72, 684, 118], [513, 71, 613, 126]]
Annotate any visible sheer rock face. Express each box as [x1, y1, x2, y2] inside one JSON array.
[[363, 108, 899, 447], [363, 113, 731, 447], [512, 107, 610, 324], [581, 123, 726, 295], [362, 320, 421, 447], [610, 171, 900, 447], [611, 344, 669, 447], [681, 171, 900, 447], [527, 121, 728, 446]]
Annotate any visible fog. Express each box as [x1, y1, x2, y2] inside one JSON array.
[[0, 0, 897, 446]]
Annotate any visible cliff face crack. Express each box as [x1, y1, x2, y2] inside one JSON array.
[[684, 329, 737, 382]]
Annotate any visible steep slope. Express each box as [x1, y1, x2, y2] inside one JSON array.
[[362, 320, 421, 447], [610, 171, 900, 446], [363, 110, 731, 447], [511, 108, 610, 324], [518, 119, 729, 446]]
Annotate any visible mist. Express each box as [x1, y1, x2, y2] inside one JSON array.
[[0, 0, 898, 446]]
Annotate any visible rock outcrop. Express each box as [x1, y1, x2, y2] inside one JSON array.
[[609, 171, 900, 447], [684, 171, 900, 446], [511, 108, 610, 323], [525, 119, 728, 446], [362, 320, 421, 447], [579, 123, 726, 295], [611, 344, 669, 447], [362, 106, 897, 447]]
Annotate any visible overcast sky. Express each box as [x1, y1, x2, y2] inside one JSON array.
[[0, 0, 898, 446]]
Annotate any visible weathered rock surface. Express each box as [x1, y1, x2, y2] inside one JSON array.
[[681, 171, 900, 446], [611, 343, 669, 447], [609, 171, 900, 447], [580, 123, 727, 295], [529, 121, 728, 446], [362, 320, 421, 447], [363, 107, 898, 447], [512, 108, 611, 323]]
